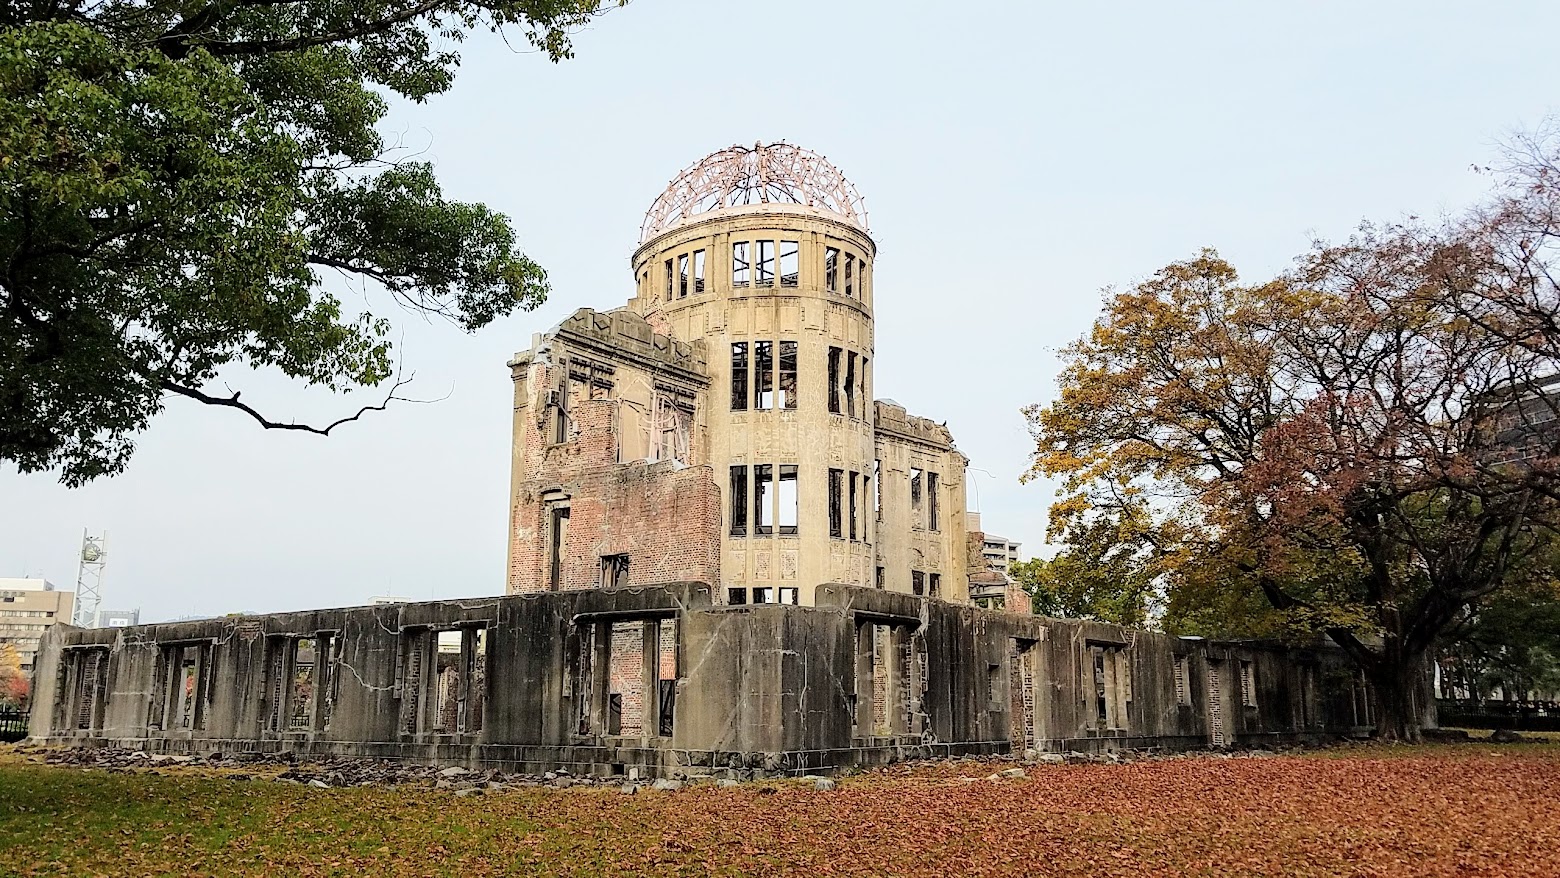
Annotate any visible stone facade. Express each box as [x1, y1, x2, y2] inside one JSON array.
[[508, 146, 976, 608]]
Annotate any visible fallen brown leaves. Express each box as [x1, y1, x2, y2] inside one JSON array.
[[3, 745, 1559, 877]]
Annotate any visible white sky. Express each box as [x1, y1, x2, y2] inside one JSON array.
[[4, 1, 1560, 621]]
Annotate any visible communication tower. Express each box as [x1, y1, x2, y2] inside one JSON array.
[[71, 530, 107, 628]]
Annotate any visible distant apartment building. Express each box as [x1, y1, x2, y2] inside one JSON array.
[[966, 513, 1022, 573], [0, 578, 73, 672]]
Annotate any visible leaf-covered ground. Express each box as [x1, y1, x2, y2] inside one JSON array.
[[2, 742, 1558, 877]]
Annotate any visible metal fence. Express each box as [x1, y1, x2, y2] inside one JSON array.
[[0, 708, 27, 743], [1437, 699, 1560, 733]]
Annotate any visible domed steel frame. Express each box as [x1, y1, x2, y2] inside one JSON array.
[[640, 142, 868, 243]]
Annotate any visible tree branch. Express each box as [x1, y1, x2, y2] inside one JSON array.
[[159, 373, 432, 435]]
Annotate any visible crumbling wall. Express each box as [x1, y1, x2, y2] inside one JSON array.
[[30, 583, 1368, 777], [507, 308, 719, 594]]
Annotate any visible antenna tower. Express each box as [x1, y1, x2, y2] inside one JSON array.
[[72, 530, 107, 628]]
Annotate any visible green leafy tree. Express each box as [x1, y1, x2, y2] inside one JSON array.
[[2, 0, 618, 484]]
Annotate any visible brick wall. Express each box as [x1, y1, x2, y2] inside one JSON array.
[[509, 361, 721, 594]]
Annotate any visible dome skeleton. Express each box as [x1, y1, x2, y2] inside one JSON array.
[[640, 142, 869, 244]]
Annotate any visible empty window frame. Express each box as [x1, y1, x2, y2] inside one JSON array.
[[844, 253, 855, 297], [874, 460, 882, 520], [844, 352, 857, 418], [732, 242, 750, 287], [601, 554, 630, 588], [664, 259, 673, 300], [875, 566, 885, 588], [859, 357, 869, 414], [778, 341, 797, 410], [860, 472, 871, 543], [727, 587, 748, 605], [650, 396, 691, 463], [753, 587, 776, 604], [731, 343, 749, 411], [755, 341, 774, 409], [778, 587, 799, 605], [678, 253, 689, 298], [1088, 643, 1132, 731], [754, 464, 773, 536], [829, 468, 844, 539], [927, 472, 940, 531], [756, 240, 775, 286], [929, 573, 941, 599], [730, 465, 748, 537], [693, 249, 706, 293], [911, 571, 925, 596], [848, 470, 859, 541], [909, 468, 924, 526], [552, 366, 570, 444], [1173, 655, 1189, 705], [429, 628, 487, 735], [1240, 660, 1256, 707], [547, 504, 570, 591], [825, 246, 840, 293], [778, 465, 799, 536], [288, 638, 317, 731], [828, 347, 842, 414], [779, 240, 799, 287]]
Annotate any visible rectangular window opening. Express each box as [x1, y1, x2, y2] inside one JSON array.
[[693, 249, 706, 294], [778, 341, 797, 410], [727, 587, 748, 605], [929, 573, 941, 599], [828, 347, 842, 414], [829, 468, 844, 539], [732, 242, 750, 287], [844, 352, 857, 418], [678, 253, 689, 298], [664, 259, 673, 300], [779, 240, 799, 287], [731, 343, 749, 411], [755, 340, 774, 410], [910, 468, 924, 526], [779, 465, 798, 535], [825, 246, 839, 293], [756, 240, 775, 287], [730, 466, 748, 537], [601, 554, 630, 589], [1240, 660, 1256, 707], [288, 638, 316, 731], [912, 571, 925, 597], [927, 472, 940, 531], [548, 505, 570, 591], [844, 253, 855, 297], [874, 460, 882, 520], [754, 464, 773, 536], [778, 587, 799, 605], [848, 471, 859, 541]]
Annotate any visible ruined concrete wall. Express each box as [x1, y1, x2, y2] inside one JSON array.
[[31, 584, 1370, 776]]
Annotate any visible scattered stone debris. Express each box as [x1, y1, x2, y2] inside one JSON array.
[[1490, 728, 1526, 744]]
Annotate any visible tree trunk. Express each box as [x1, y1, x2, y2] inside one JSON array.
[[1368, 651, 1432, 743]]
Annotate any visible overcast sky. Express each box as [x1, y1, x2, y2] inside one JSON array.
[[5, 1, 1560, 621]]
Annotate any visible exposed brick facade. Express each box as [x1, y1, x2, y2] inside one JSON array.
[[507, 310, 719, 594]]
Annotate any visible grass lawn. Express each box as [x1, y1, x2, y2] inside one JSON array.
[[2, 741, 1558, 877]]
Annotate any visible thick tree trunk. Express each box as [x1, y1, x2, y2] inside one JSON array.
[[1368, 652, 1432, 743]]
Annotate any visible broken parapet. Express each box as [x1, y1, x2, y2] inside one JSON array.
[[30, 583, 1363, 777]]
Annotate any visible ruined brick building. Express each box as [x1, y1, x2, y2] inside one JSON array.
[[26, 145, 1394, 776], [506, 143, 972, 606]]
